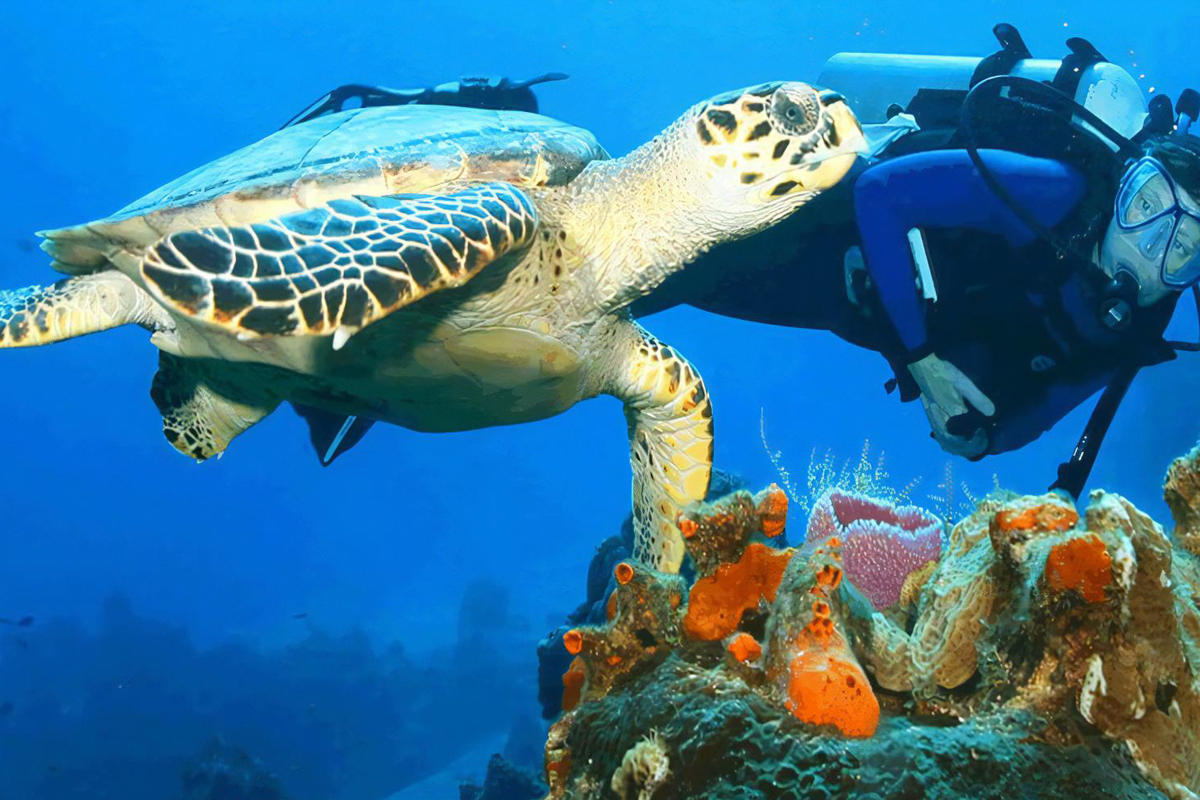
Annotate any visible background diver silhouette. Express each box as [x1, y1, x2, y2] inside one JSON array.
[[283, 24, 1200, 500]]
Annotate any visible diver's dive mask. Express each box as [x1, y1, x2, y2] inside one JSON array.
[[1115, 157, 1200, 288]]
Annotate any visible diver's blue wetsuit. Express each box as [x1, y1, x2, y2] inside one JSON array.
[[854, 149, 1087, 360]]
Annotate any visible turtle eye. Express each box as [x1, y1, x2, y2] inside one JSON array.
[[770, 87, 819, 136]]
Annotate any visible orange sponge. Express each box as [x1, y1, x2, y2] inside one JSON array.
[[775, 537, 878, 738], [727, 632, 762, 663], [786, 633, 880, 738], [758, 486, 789, 538], [562, 657, 586, 712], [996, 504, 1079, 534], [1045, 534, 1112, 603], [683, 542, 793, 641]]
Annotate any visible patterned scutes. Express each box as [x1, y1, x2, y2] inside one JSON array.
[[141, 183, 538, 337], [0, 285, 44, 344]]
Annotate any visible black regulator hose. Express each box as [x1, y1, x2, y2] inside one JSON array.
[[1050, 366, 1140, 499], [959, 75, 1141, 267]]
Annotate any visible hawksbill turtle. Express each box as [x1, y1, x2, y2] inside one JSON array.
[[0, 82, 864, 571]]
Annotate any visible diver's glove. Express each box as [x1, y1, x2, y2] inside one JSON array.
[[907, 353, 995, 458]]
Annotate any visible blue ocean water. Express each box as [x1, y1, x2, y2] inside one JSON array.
[[0, 2, 1198, 798]]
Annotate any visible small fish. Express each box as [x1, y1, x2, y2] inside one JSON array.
[[16, 616, 33, 627], [292, 612, 308, 620], [0, 702, 13, 716]]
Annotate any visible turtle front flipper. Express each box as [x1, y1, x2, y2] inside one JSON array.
[[138, 183, 539, 349], [151, 353, 279, 461], [601, 319, 714, 573], [0, 270, 168, 348]]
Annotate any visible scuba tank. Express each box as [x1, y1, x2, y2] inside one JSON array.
[[817, 25, 1148, 138]]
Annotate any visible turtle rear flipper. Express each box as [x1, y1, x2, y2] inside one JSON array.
[[0, 270, 168, 348], [151, 353, 278, 461]]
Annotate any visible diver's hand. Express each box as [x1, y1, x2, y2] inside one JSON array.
[[907, 353, 995, 458]]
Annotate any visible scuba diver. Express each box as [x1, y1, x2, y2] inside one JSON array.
[[637, 24, 1200, 498], [841, 39, 1200, 459], [276, 26, 1200, 499]]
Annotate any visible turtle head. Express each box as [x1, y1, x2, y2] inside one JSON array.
[[687, 81, 865, 229]]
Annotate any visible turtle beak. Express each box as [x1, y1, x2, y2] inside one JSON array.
[[820, 91, 868, 158]]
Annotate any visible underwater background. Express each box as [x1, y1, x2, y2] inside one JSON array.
[[1, 1, 1198, 798]]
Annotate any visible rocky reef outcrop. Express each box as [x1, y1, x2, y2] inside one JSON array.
[[537, 448, 1200, 800], [460, 754, 545, 800], [180, 738, 287, 800]]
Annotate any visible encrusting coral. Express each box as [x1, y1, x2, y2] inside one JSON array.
[[610, 731, 671, 800], [1166, 443, 1200, 559], [560, 559, 686, 709], [538, 448, 1200, 800]]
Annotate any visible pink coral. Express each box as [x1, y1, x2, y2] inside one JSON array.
[[805, 489, 943, 610]]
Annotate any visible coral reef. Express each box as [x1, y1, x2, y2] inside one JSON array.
[[180, 738, 287, 800], [536, 470, 749, 719], [561, 560, 687, 709], [610, 731, 671, 800], [539, 451, 1200, 800], [682, 542, 792, 641], [1166, 443, 1200, 558], [459, 754, 545, 800], [0, 584, 537, 800]]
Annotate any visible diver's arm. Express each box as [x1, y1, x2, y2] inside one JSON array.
[[853, 149, 1086, 360]]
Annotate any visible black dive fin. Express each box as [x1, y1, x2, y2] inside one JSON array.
[[291, 403, 377, 466], [511, 72, 569, 90]]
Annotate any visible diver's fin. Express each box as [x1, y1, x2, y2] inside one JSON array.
[[291, 402, 376, 466], [150, 353, 278, 461], [511, 72, 569, 90], [0, 270, 168, 348]]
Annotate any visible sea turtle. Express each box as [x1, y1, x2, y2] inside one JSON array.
[[0, 82, 864, 571]]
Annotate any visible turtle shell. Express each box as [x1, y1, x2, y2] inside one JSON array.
[[42, 105, 607, 274]]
